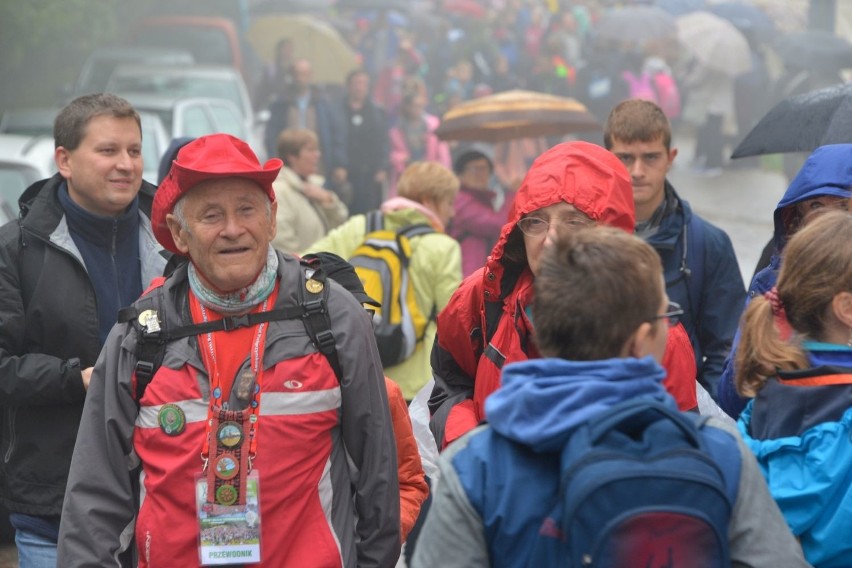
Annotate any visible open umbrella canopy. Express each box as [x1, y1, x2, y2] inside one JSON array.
[[435, 90, 600, 143], [773, 30, 852, 73], [593, 5, 677, 48], [731, 82, 852, 158], [247, 14, 359, 84], [676, 11, 751, 76]]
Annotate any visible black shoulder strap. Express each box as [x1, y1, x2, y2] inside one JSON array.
[[119, 260, 344, 402], [298, 262, 343, 381]]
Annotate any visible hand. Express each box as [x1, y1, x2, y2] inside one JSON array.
[[82, 367, 94, 391]]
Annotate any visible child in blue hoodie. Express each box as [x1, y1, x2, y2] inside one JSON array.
[[412, 226, 808, 568]]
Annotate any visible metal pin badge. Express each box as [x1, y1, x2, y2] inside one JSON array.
[[138, 309, 161, 333], [305, 279, 324, 294]]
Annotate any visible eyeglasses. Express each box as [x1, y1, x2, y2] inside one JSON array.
[[516, 216, 593, 237], [650, 301, 684, 327]]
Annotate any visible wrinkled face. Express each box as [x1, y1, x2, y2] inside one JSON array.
[[166, 178, 277, 293], [609, 137, 676, 221], [522, 201, 594, 277], [458, 157, 492, 191], [55, 115, 143, 217], [289, 141, 321, 177]]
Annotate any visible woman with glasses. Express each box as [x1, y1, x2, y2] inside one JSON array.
[[428, 140, 700, 450], [735, 210, 852, 567]]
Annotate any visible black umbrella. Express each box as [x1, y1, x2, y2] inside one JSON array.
[[731, 82, 852, 159], [774, 30, 852, 73]]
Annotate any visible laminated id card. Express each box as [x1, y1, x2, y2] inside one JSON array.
[[196, 470, 262, 565]]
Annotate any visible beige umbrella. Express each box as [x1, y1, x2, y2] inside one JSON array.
[[676, 11, 751, 76], [247, 14, 359, 84], [435, 90, 600, 143]]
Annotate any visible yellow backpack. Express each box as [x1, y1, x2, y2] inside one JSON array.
[[349, 211, 435, 367]]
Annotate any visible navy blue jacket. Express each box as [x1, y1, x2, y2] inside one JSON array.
[[643, 183, 744, 396]]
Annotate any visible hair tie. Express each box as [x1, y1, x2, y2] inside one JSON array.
[[764, 286, 793, 341], [764, 287, 785, 317]]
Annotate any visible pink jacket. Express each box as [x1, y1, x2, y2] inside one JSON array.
[[449, 186, 515, 278], [388, 113, 451, 194]]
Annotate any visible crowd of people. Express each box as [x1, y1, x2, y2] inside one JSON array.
[[1, 2, 852, 567]]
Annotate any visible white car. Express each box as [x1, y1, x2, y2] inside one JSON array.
[[0, 134, 57, 224], [105, 63, 264, 158]]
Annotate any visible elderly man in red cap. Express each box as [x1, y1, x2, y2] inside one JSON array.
[[57, 134, 401, 567]]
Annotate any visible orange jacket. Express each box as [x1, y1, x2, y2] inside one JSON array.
[[386, 378, 429, 541]]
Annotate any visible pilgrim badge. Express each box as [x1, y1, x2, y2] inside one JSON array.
[[138, 309, 161, 333], [158, 403, 186, 436], [217, 421, 244, 449], [215, 484, 238, 506], [213, 453, 240, 481], [305, 278, 324, 294]]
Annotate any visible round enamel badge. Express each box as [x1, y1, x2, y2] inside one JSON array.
[[215, 484, 238, 506], [213, 453, 239, 481], [217, 421, 243, 449], [157, 404, 186, 436]]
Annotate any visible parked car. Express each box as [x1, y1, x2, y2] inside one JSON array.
[[66, 45, 195, 98], [0, 108, 56, 137], [0, 133, 57, 223], [117, 93, 254, 154], [126, 16, 262, 89], [106, 64, 264, 158]]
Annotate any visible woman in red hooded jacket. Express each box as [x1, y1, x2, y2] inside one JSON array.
[[428, 141, 698, 448]]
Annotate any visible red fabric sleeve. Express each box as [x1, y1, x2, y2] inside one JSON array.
[[661, 323, 699, 411]]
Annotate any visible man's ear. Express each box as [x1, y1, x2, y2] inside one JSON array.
[[165, 214, 191, 255], [55, 147, 71, 179], [268, 200, 278, 240], [622, 321, 656, 359]]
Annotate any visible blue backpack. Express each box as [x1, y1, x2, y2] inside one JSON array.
[[530, 400, 740, 567]]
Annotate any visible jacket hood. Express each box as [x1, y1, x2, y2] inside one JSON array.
[[483, 141, 634, 297], [774, 144, 852, 251], [485, 356, 671, 453], [492, 141, 634, 260]]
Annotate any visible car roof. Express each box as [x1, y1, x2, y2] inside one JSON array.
[[109, 63, 243, 78]]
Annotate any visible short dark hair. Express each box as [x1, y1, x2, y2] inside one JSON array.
[[603, 99, 672, 151], [54, 93, 141, 151], [534, 226, 664, 360]]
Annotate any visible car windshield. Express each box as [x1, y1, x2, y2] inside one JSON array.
[[0, 168, 33, 209]]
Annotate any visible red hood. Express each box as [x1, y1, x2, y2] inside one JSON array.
[[484, 141, 635, 292]]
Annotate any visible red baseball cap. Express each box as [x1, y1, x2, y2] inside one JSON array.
[[152, 134, 282, 254]]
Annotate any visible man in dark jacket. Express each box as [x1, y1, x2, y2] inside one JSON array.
[[342, 69, 389, 215], [264, 58, 348, 192], [604, 99, 745, 399], [0, 93, 167, 566]]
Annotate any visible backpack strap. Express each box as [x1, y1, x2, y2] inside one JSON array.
[[366, 209, 384, 233], [118, 260, 344, 403]]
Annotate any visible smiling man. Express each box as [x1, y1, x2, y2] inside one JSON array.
[[604, 99, 745, 400], [57, 134, 400, 567], [0, 93, 167, 566]]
